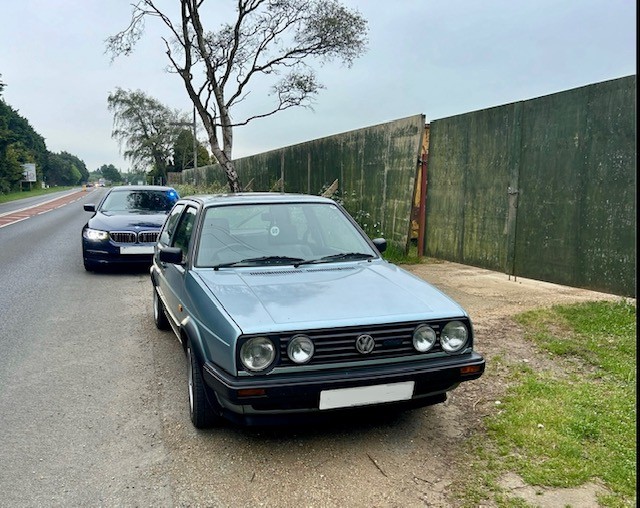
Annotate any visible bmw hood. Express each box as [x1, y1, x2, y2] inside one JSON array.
[[197, 261, 468, 334], [87, 211, 168, 231]]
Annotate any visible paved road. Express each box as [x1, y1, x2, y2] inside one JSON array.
[[0, 189, 174, 506]]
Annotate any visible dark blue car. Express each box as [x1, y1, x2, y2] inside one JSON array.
[[82, 185, 179, 271]]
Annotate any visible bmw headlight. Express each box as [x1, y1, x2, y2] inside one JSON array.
[[440, 321, 469, 353], [412, 324, 436, 353], [287, 335, 314, 364], [83, 228, 109, 241], [240, 337, 276, 372]]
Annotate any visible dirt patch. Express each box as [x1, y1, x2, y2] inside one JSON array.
[[402, 260, 626, 507], [498, 472, 608, 508]]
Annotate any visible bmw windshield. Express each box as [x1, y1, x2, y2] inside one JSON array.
[[100, 189, 179, 214]]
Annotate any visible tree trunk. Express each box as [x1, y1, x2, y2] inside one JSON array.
[[219, 155, 242, 193]]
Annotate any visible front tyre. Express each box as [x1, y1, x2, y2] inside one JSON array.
[[153, 286, 170, 330], [187, 342, 220, 428]]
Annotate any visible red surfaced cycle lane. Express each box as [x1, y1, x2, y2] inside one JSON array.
[[0, 189, 90, 229]]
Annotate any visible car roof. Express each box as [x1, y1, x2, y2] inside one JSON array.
[[107, 185, 176, 192], [179, 192, 336, 207]]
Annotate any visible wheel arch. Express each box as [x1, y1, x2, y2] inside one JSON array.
[[180, 316, 207, 363]]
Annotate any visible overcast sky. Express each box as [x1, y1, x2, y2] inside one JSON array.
[[0, 0, 636, 173]]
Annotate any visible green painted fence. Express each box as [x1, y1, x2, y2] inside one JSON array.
[[172, 114, 425, 248], [425, 75, 636, 296]]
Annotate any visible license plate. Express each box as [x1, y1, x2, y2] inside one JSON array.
[[319, 381, 415, 410], [120, 245, 154, 254]]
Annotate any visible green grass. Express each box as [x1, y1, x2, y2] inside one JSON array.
[[174, 183, 228, 198], [0, 186, 75, 204], [381, 242, 423, 264], [458, 299, 637, 508]]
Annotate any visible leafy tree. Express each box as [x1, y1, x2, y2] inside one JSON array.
[[98, 163, 123, 183], [47, 151, 87, 186], [0, 74, 5, 96], [0, 144, 27, 194], [107, 0, 368, 192], [1, 86, 89, 192], [108, 87, 189, 179], [173, 129, 211, 172], [0, 99, 48, 192]]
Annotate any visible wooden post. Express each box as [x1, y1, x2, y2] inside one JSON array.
[[417, 150, 428, 258]]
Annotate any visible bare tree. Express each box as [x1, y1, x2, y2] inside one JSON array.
[[107, 0, 368, 192]]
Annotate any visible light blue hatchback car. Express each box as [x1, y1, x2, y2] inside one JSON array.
[[151, 193, 485, 428]]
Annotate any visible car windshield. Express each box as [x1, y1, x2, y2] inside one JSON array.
[[100, 189, 178, 214], [196, 202, 378, 268]]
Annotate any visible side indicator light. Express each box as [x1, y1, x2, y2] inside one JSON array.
[[460, 365, 482, 375], [238, 388, 266, 397]]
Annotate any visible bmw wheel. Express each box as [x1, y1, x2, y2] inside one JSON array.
[[187, 341, 220, 428], [153, 286, 170, 330]]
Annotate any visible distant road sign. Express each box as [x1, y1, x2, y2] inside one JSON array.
[[21, 163, 36, 182]]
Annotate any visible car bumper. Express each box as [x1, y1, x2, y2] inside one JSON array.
[[202, 352, 485, 425], [83, 242, 155, 266]]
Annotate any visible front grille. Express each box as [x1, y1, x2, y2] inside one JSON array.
[[138, 231, 159, 243], [275, 320, 462, 368], [110, 231, 136, 243], [109, 231, 158, 244]]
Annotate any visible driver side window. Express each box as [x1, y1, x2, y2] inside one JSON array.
[[172, 206, 198, 258], [159, 204, 185, 246]]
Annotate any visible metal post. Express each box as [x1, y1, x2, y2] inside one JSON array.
[[192, 107, 197, 172]]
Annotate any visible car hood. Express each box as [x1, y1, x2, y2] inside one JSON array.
[[197, 261, 468, 334], [87, 211, 168, 230]]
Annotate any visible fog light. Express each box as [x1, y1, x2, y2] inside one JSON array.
[[287, 335, 314, 364], [413, 324, 436, 353]]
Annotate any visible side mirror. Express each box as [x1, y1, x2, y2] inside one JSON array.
[[372, 238, 387, 254], [84, 204, 96, 212], [159, 246, 184, 265]]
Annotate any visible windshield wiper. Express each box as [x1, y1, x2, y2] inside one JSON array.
[[213, 255, 305, 270], [294, 252, 375, 266]]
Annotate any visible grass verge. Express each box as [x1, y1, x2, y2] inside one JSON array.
[[0, 186, 75, 204], [457, 299, 636, 508]]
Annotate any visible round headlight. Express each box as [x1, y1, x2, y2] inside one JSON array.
[[440, 321, 469, 353], [240, 337, 276, 372], [413, 324, 436, 353], [287, 335, 314, 364]]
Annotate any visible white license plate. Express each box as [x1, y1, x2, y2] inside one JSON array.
[[120, 245, 154, 255], [319, 381, 415, 410]]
